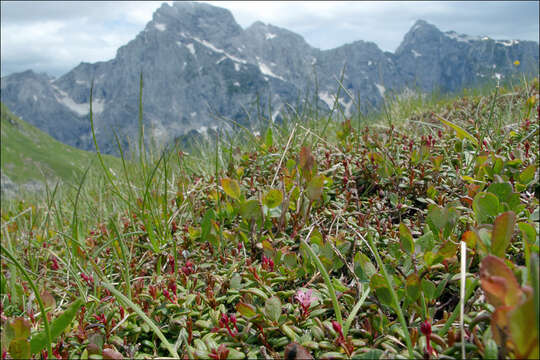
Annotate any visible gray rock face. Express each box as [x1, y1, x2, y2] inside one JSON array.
[[1, 5, 538, 155], [0, 172, 50, 200], [394, 20, 539, 93]]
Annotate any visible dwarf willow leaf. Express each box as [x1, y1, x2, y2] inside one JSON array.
[[491, 211, 516, 257], [30, 298, 84, 354], [221, 178, 241, 199], [262, 189, 283, 209]]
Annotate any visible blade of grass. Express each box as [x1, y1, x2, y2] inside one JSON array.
[[460, 240, 467, 360], [100, 279, 179, 358], [343, 286, 370, 337], [300, 226, 343, 328], [435, 113, 479, 147], [70, 164, 91, 259], [364, 231, 414, 358]]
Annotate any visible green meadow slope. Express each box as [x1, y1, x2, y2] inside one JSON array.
[[1, 102, 118, 189]]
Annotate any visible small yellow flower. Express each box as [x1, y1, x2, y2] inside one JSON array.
[[514, 60, 520, 66]]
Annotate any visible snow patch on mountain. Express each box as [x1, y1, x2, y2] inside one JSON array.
[[186, 43, 196, 55], [192, 36, 247, 64], [258, 62, 285, 81], [53, 85, 104, 116], [496, 40, 519, 47], [154, 23, 166, 32], [375, 83, 386, 97], [445, 31, 481, 43]]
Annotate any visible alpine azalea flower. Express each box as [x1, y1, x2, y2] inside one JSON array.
[[295, 289, 316, 317]]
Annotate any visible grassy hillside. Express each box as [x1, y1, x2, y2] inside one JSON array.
[[1, 77, 538, 360], [1, 102, 119, 188]]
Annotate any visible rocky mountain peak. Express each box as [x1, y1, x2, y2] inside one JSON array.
[[246, 20, 308, 45], [147, 1, 243, 42], [396, 19, 444, 54]]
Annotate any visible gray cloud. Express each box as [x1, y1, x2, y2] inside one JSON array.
[[1, 1, 538, 78]]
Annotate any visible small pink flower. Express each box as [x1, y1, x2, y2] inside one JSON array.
[[295, 289, 316, 317]]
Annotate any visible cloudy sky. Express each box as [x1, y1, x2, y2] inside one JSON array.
[[1, 1, 538, 78]]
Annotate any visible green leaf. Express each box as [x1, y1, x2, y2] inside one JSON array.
[[518, 222, 537, 245], [399, 223, 414, 255], [1, 321, 14, 353], [306, 175, 324, 201], [239, 199, 261, 220], [437, 240, 457, 260], [472, 192, 499, 223], [421, 279, 436, 301], [332, 278, 350, 292], [221, 178, 241, 199], [264, 296, 282, 323], [241, 287, 268, 300], [519, 164, 537, 185], [484, 339, 498, 360], [427, 204, 448, 232], [30, 298, 84, 354], [228, 347, 246, 360], [354, 253, 377, 281], [491, 211, 516, 257], [492, 157, 504, 175], [236, 302, 257, 318], [262, 189, 283, 209], [264, 127, 273, 148], [283, 253, 297, 268], [437, 116, 478, 146], [201, 209, 215, 241], [355, 349, 383, 359], [416, 231, 435, 252], [370, 274, 393, 307], [406, 274, 421, 302], [487, 182, 512, 202], [509, 295, 539, 359], [423, 251, 443, 267], [10, 317, 31, 340], [309, 229, 323, 248], [286, 159, 296, 172], [9, 338, 31, 359], [230, 273, 242, 289]]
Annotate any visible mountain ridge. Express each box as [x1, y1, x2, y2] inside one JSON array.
[[1, 3, 538, 154]]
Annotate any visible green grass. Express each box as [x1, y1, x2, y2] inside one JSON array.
[[1, 102, 119, 186], [0, 75, 538, 360]]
